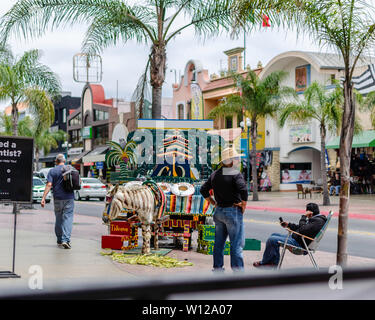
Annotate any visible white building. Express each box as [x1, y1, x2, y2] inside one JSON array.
[[260, 51, 374, 190]]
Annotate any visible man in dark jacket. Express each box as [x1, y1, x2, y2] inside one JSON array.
[[200, 147, 248, 272], [253, 203, 327, 268]]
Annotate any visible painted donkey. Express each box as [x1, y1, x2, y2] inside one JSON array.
[[102, 181, 166, 254]]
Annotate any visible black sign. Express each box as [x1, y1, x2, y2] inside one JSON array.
[[0, 136, 34, 203]]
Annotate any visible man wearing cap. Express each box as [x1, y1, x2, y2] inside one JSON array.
[[253, 202, 327, 268], [200, 147, 248, 272], [41, 154, 75, 249]]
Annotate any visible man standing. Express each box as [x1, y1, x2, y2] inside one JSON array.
[[200, 147, 248, 272], [41, 154, 74, 249]]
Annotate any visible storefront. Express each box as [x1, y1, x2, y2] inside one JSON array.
[[82, 146, 109, 179], [326, 130, 375, 194]]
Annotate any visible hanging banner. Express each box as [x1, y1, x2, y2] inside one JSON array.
[[0, 136, 34, 203], [190, 83, 204, 120]]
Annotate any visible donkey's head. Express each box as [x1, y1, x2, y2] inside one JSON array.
[[102, 184, 119, 224]]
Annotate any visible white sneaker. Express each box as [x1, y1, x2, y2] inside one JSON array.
[[61, 242, 71, 249]]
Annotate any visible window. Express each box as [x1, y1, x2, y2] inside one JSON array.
[[226, 116, 233, 129], [230, 56, 238, 72], [62, 108, 66, 123], [94, 109, 109, 121], [69, 113, 81, 126], [69, 129, 83, 148], [93, 124, 109, 147], [177, 104, 184, 120]]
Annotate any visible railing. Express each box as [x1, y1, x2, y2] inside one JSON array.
[[1, 266, 375, 300]]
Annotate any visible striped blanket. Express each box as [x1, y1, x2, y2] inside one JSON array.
[[165, 194, 214, 216]]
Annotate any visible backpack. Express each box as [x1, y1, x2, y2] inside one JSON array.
[[61, 165, 81, 192]]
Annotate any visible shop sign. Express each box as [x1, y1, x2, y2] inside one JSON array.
[[289, 125, 314, 144], [96, 161, 104, 169], [84, 162, 94, 166], [82, 126, 92, 139]]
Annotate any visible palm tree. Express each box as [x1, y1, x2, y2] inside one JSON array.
[[0, 112, 33, 137], [208, 70, 295, 201], [287, 0, 375, 267], [34, 129, 66, 171], [0, 0, 280, 119], [359, 91, 375, 129], [105, 140, 137, 178], [0, 46, 61, 136], [278, 81, 343, 206]]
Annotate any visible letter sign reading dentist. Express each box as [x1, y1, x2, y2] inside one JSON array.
[[0, 136, 34, 203]]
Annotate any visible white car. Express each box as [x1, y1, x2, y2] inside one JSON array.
[[74, 178, 107, 201], [33, 177, 51, 203]]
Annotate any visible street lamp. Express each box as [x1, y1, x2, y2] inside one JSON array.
[[62, 141, 72, 164], [240, 117, 251, 193]]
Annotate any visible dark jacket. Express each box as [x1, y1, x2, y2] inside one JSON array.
[[288, 214, 327, 247], [200, 166, 248, 207]]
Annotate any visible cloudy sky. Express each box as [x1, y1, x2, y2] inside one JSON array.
[[0, 0, 326, 111]]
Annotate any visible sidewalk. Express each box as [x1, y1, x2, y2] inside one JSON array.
[[246, 192, 375, 220], [1, 203, 375, 293]]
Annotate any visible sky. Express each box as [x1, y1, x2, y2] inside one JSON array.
[[0, 0, 326, 111]]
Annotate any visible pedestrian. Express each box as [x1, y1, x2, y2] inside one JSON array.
[[329, 173, 341, 196], [41, 154, 74, 249], [200, 147, 248, 272], [253, 203, 327, 268]]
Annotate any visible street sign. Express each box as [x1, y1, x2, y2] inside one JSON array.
[[96, 161, 104, 169], [0, 136, 34, 203]]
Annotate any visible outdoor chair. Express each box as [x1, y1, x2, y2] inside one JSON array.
[[277, 211, 334, 270], [296, 184, 312, 199]]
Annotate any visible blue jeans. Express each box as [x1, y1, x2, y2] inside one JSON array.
[[330, 185, 340, 195], [53, 199, 74, 243], [213, 206, 244, 272], [261, 233, 301, 265]]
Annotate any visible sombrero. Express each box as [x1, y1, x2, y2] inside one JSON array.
[[157, 182, 172, 194], [221, 147, 244, 162], [171, 182, 195, 197]]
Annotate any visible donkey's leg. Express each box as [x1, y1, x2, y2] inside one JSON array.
[[153, 224, 159, 250], [141, 224, 152, 255]]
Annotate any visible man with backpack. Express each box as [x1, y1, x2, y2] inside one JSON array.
[[41, 154, 80, 249]]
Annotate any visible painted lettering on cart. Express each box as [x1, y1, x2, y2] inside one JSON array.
[[110, 225, 129, 233]]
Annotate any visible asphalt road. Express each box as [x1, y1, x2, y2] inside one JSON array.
[[38, 199, 375, 259]]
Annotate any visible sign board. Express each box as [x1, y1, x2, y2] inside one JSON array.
[[96, 161, 104, 169], [289, 125, 314, 143], [0, 136, 33, 203], [82, 126, 92, 139]]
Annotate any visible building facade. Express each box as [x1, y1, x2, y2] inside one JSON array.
[[260, 51, 374, 190], [67, 83, 136, 178]]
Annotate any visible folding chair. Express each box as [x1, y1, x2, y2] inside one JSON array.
[[277, 211, 334, 270]]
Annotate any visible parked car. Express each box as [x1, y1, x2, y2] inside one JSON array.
[[74, 178, 106, 201], [33, 177, 51, 203], [38, 167, 52, 181]]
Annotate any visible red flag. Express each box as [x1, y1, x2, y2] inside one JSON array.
[[262, 14, 270, 27]]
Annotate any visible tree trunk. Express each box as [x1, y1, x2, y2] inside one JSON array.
[[150, 43, 166, 119], [320, 125, 330, 206], [251, 119, 258, 201], [34, 147, 40, 172], [11, 102, 18, 136], [337, 81, 356, 267]]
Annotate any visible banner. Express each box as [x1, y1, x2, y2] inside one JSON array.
[[281, 169, 312, 184], [0, 136, 33, 203], [190, 83, 204, 120]]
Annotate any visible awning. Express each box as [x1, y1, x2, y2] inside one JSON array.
[[326, 130, 375, 149], [207, 127, 242, 141], [68, 150, 90, 163], [82, 146, 109, 163]]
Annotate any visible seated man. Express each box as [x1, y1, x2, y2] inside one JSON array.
[[253, 203, 327, 268]]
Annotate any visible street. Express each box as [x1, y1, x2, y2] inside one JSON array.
[[38, 199, 375, 260]]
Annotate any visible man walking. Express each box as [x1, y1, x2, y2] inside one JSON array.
[[41, 154, 74, 249], [200, 147, 248, 272]]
